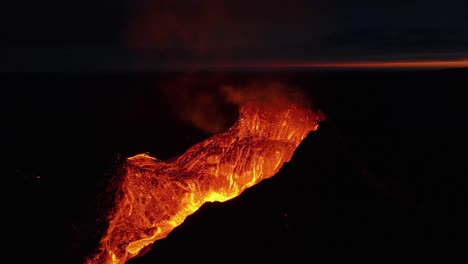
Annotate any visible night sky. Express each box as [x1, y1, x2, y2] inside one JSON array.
[[2, 0, 468, 71]]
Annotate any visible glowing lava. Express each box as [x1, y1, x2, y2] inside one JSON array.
[[86, 99, 321, 264]]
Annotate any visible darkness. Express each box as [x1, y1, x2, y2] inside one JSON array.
[[4, 69, 467, 263], [2, 0, 467, 263]]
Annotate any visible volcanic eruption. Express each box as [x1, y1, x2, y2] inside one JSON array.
[[86, 82, 322, 264]]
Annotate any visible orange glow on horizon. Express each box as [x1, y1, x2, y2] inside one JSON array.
[[190, 59, 468, 70]]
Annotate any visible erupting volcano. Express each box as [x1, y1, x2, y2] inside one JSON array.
[[86, 93, 322, 264]]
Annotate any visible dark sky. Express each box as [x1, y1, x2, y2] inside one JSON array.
[[2, 0, 468, 71]]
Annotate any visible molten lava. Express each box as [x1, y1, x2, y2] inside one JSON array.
[[86, 100, 321, 264]]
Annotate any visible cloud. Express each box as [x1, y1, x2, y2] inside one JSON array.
[[319, 27, 468, 60], [123, 0, 324, 61]]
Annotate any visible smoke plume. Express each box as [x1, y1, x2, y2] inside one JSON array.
[[160, 74, 313, 134]]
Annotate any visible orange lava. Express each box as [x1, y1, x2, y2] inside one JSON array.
[[86, 100, 321, 264]]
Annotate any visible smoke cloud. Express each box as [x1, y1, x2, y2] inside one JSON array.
[[124, 0, 324, 64], [160, 74, 313, 134]]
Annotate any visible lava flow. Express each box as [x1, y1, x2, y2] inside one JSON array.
[[86, 98, 322, 264]]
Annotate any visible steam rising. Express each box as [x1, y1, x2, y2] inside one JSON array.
[[222, 81, 311, 108], [160, 75, 312, 134]]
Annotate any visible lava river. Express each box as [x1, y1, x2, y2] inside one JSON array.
[[86, 99, 322, 264]]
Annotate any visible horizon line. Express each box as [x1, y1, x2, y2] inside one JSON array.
[[2, 58, 468, 73], [183, 59, 468, 70]]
